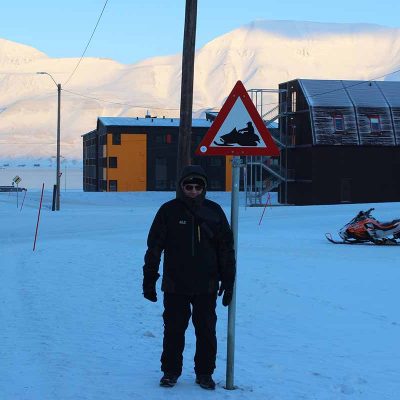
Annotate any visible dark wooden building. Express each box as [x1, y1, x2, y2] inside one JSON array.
[[275, 79, 400, 205], [82, 117, 232, 192]]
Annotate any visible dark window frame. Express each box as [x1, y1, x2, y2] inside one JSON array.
[[109, 157, 118, 168], [333, 114, 345, 132], [109, 180, 118, 192], [210, 179, 222, 190], [155, 157, 168, 189], [155, 135, 163, 144], [291, 91, 297, 112], [368, 115, 381, 133], [209, 157, 222, 167], [112, 133, 121, 145]]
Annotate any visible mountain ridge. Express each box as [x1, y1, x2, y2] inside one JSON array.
[[1, 19, 400, 162]]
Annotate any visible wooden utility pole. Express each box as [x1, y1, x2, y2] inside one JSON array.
[[176, 0, 198, 178]]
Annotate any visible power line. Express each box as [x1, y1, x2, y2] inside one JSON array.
[[63, 0, 110, 87], [62, 88, 206, 112], [302, 73, 399, 102], [3, 59, 400, 114], [60, 64, 400, 115]]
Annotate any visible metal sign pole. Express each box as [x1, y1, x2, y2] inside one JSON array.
[[226, 156, 240, 390], [244, 160, 248, 209], [195, 80, 280, 390]]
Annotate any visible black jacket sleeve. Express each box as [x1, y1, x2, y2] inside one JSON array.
[[143, 205, 167, 287], [216, 206, 236, 291]]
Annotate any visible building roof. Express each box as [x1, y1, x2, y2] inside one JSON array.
[[375, 81, 400, 107], [299, 79, 400, 108], [98, 117, 212, 128]]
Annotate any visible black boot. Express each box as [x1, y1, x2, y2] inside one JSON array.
[[195, 374, 216, 390], [160, 373, 179, 387]]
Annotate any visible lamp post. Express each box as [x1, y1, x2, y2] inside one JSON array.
[[37, 71, 61, 211]]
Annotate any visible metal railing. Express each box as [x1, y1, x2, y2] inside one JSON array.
[[245, 91, 294, 206]]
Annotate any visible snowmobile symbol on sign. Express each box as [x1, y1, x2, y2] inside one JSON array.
[[195, 81, 279, 156], [213, 122, 260, 147]]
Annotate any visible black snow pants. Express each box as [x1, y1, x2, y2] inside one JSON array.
[[161, 292, 217, 376]]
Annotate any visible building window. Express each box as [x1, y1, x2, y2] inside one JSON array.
[[289, 124, 296, 144], [109, 180, 117, 192], [109, 157, 118, 168], [209, 157, 222, 167], [112, 133, 121, 145], [101, 180, 107, 191], [369, 116, 381, 133], [194, 135, 202, 145], [102, 157, 107, 167], [291, 91, 297, 112], [155, 135, 163, 144], [333, 114, 344, 132], [155, 157, 167, 189], [210, 179, 222, 190], [155, 134, 173, 144]]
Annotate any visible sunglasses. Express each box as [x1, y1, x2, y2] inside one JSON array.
[[183, 184, 204, 192]]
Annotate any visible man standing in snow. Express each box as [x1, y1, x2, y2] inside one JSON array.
[[142, 165, 236, 390]]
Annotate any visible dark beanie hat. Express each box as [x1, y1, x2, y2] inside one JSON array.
[[182, 174, 207, 187]]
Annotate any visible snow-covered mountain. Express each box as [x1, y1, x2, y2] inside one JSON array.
[[1, 20, 400, 162]]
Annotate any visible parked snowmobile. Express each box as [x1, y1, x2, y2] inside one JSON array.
[[326, 208, 400, 245]]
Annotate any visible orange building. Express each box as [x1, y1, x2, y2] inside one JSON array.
[[83, 117, 232, 192]]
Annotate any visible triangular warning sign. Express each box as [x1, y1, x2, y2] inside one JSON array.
[[195, 81, 280, 156]]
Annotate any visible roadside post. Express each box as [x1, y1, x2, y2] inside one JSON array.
[[12, 175, 22, 208], [20, 189, 27, 211], [259, 192, 272, 225], [195, 80, 280, 389], [33, 183, 45, 251]]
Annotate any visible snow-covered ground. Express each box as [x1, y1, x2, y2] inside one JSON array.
[[1, 190, 399, 400]]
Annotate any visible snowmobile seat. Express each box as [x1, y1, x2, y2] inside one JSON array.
[[373, 220, 400, 230]]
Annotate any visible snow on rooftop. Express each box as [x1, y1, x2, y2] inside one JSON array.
[[98, 117, 212, 128]]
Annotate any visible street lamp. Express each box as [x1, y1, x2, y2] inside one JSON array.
[[37, 71, 61, 210]]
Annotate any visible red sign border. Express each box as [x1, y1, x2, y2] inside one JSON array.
[[195, 80, 280, 156]]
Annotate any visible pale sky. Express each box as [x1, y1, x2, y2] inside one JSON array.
[[1, 0, 400, 64]]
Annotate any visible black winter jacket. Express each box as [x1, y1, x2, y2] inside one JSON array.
[[143, 166, 236, 295]]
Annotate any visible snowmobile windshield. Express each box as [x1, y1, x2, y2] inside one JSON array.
[[350, 209, 375, 224]]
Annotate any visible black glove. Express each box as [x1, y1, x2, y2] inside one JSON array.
[[143, 289, 157, 302], [143, 272, 159, 302], [218, 283, 233, 307]]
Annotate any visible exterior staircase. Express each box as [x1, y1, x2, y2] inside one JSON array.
[[245, 100, 294, 206]]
